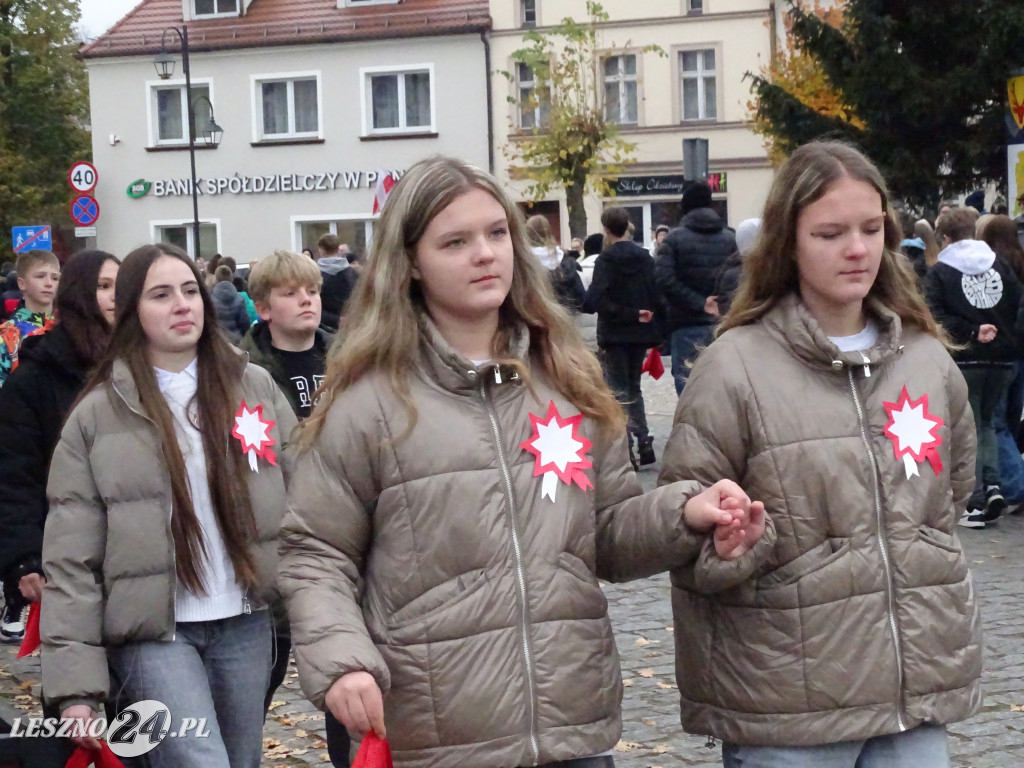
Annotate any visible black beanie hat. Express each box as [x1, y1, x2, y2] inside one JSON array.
[[680, 180, 713, 215]]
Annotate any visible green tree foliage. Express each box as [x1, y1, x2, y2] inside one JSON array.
[[502, 1, 662, 238], [0, 0, 89, 258], [747, 1, 1024, 208]]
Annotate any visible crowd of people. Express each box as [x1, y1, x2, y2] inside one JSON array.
[[0, 141, 992, 768]]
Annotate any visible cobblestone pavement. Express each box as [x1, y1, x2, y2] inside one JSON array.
[[2, 367, 1023, 767]]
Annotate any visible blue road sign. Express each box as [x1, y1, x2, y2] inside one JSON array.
[[71, 195, 100, 227], [11, 225, 51, 253]]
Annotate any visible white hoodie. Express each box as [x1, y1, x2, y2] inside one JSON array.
[[936, 238, 996, 276]]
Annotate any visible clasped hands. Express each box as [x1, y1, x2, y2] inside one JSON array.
[[682, 479, 766, 560]]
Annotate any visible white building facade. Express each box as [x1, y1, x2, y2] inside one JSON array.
[[490, 0, 780, 243], [82, 0, 491, 262]]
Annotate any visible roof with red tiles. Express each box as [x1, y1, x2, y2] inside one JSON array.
[[81, 0, 491, 59]]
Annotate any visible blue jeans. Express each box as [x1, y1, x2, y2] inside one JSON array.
[[996, 360, 1024, 504], [108, 610, 272, 768], [670, 324, 714, 396], [722, 724, 949, 768]]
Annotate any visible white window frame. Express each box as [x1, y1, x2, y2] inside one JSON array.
[[150, 218, 223, 260], [359, 64, 436, 136], [290, 214, 377, 255], [602, 53, 639, 127], [521, 0, 537, 27], [192, 0, 239, 19], [516, 62, 549, 130], [341, 0, 400, 7], [686, 0, 704, 13], [146, 77, 214, 147], [250, 71, 323, 141], [679, 47, 719, 122]]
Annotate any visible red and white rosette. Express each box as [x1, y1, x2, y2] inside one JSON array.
[[520, 401, 593, 502], [883, 385, 944, 479], [232, 400, 278, 473]]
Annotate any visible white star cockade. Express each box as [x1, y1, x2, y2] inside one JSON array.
[[232, 400, 278, 473], [520, 401, 593, 502], [883, 386, 944, 479]]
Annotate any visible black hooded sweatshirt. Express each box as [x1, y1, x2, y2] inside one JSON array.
[[584, 239, 663, 347]]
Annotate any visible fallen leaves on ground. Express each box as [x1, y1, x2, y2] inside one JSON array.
[[615, 740, 641, 752], [638, 668, 654, 678], [622, 679, 634, 687], [635, 637, 651, 647], [267, 701, 285, 710], [1011, 703, 1024, 712], [657, 681, 677, 689]]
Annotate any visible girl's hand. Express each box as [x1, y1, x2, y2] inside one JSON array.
[[713, 501, 766, 560], [19, 573, 45, 603], [325, 671, 386, 739], [683, 479, 755, 532], [61, 705, 102, 750]]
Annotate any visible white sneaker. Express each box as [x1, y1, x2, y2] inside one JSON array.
[[0, 602, 27, 641], [957, 510, 987, 529]]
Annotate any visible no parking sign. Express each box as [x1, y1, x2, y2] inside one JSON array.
[[71, 195, 100, 227]]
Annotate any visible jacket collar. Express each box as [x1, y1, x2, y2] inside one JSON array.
[[415, 312, 530, 395], [110, 347, 248, 416], [761, 293, 904, 372]]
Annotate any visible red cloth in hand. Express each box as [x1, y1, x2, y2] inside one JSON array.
[[17, 601, 40, 658], [641, 347, 665, 380], [65, 743, 126, 768], [352, 732, 394, 768]]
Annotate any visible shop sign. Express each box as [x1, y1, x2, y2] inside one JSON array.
[[127, 179, 152, 198], [144, 169, 403, 199], [612, 172, 727, 197]]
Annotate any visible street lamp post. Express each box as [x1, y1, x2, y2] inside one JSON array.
[[154, 26, 223, 261]]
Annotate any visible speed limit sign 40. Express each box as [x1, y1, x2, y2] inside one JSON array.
[[68, 161, 98, 194]]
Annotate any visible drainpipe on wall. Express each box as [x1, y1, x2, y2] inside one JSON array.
[[481, 29, 495, 174], [769, 1, 779, 65]]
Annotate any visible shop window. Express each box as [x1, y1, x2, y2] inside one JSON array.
[[154, 221, 219, 260], [298, 219, 373, 259]]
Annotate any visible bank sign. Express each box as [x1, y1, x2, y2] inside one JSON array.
[[127, 169, 403, 199]]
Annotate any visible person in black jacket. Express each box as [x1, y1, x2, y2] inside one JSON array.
[[585, 206, 662, 467], [0, 249, 119, 763], [925, 208, 1024, 528], [317, 233, 359, 332], [655, 181, 736, 395]]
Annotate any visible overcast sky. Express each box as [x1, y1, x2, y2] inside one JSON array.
[[79, 0, 143, 40]]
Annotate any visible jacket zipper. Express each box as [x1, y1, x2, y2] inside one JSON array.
[[479, 375, 540, 763], [112, 380, 178, 642], [846, 367, 906, 731]]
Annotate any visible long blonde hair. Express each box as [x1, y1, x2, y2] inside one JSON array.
[[719, 141, 945, 343], [296, 156, 624, 449]]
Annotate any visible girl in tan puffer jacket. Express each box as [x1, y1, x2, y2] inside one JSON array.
[[661, 141, 982, 767], [279, 156, 765, 768]]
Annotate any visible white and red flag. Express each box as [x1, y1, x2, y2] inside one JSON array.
[[372, 172, 396, 214]]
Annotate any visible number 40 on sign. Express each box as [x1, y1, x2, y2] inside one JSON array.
[[68, 161, 98, 194]]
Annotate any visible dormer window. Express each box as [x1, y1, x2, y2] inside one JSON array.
[[342, 0, 402, 7], [194, 0, 239, 18]]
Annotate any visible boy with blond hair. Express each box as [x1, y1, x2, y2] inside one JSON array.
[[241, 249, 332, 418], [0, 250, 59, 388]]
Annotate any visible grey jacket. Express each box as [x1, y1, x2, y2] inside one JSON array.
[[40, 355, 296, 711], [280, 320, 707, 768], [660, 294, 983, 746]]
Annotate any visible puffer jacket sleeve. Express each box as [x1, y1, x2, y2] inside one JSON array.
[[40, 400, 109, 712], [654, 235, 708, 317], [659, 336, 778, 593], [590, 425, 708, 582], [0, 370, 50, 578], [278, 388, 390, 710], [944, 355, 976, 512]]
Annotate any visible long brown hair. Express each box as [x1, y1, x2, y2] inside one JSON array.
[[54, 249, 119, 366], [719, 141, 945, 343], [84, 244, 258, 594], [982, 214, 1024, 280], [297, 155, 625, 450]]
